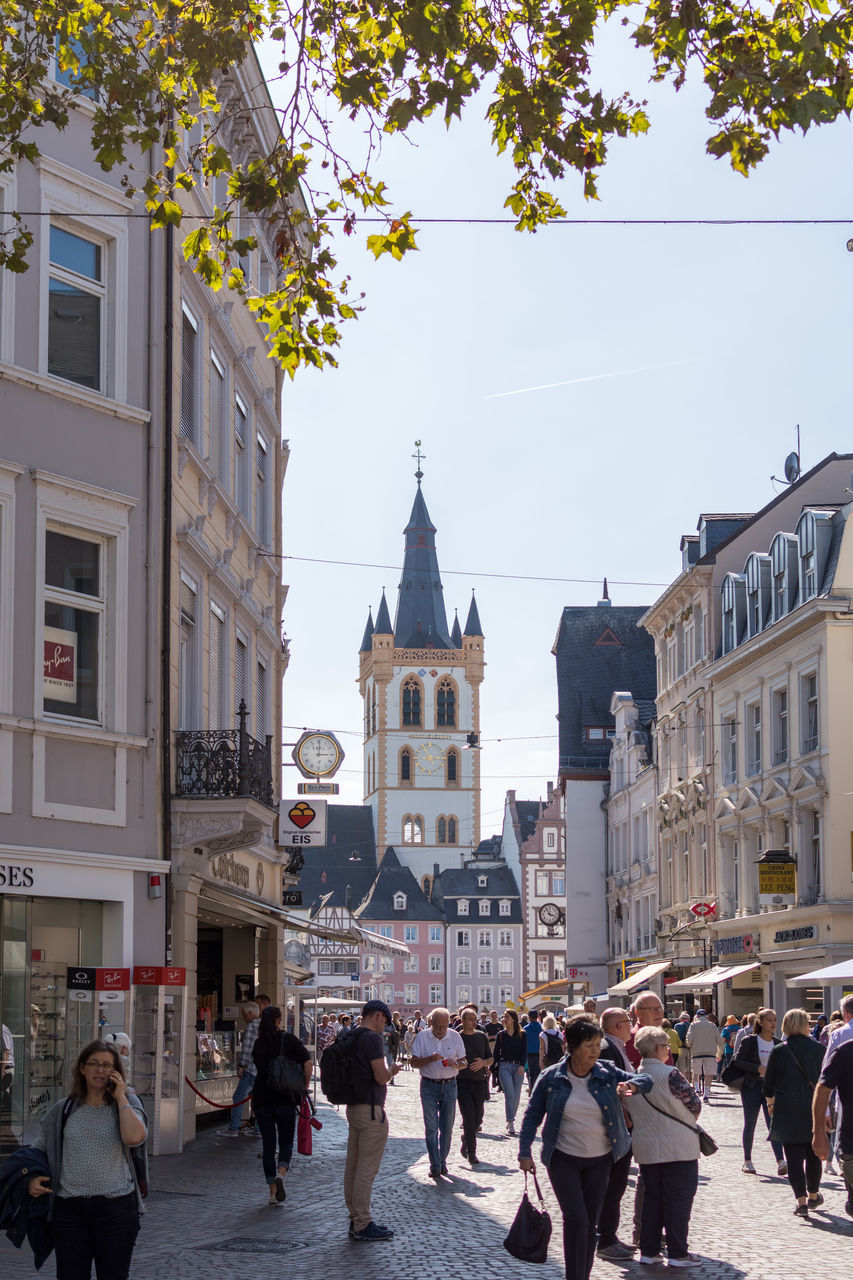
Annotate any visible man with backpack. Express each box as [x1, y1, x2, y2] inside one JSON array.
[[320, 998, 400, 1241]]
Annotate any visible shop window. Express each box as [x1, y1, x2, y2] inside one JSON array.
[[43, 529, 102, 721]]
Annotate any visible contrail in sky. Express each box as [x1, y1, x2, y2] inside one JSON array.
[[485, 358, 690, 400]]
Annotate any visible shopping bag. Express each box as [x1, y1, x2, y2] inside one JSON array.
[[503, 1169, 552, 1263], [297, 1095, 322, 1155]]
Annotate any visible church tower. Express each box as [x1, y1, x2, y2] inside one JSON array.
[[358, 462, 485, 883]]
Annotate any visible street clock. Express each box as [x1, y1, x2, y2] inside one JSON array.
[[291, 731, 344, 779]]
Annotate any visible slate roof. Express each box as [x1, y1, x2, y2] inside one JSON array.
[[374, 590, 393, 635], [393, 484, 454, 649], [450, 611, 463, 648], [511, 799, 541, 844], [464, 591, 483, 637], [352, 847, 444, 921], [552, 605, 656, 771], [297, 805, 378, 909], [431, 864, 523, 924], [359, 609, 375, 653]]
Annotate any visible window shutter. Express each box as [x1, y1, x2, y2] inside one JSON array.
[[256, 661, 268, 738], [209, 605, 224, 728], [180, 312, 197, 441], [235, 635, 247, 716]]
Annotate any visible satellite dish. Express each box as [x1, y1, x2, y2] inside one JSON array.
[[784, 451, 800, 484]]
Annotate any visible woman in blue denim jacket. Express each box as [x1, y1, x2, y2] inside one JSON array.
[[518, 1017, 651, 1280]]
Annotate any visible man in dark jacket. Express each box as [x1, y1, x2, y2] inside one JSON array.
[[596, 1009, 636, 1260], [0, 1146, 53, 1269]]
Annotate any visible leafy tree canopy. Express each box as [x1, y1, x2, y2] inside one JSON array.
[[2, 0, 852, 374]]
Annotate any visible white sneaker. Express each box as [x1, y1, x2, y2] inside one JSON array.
[[216, 1127, 240, 1138], [742, 1160, 756, 1174], [668, 1255, 700, 1268], [639, 1255, 664, 1265], [777, 1161, 788, 1177]]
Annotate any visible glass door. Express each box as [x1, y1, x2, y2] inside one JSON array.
[[1, 898, 28, 1158]]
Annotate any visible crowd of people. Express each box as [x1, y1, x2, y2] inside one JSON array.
[[8, 991, 851, 1278]]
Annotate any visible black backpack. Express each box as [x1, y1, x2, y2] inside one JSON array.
[[319, 1027, 375, 1105], [543, 1031, 564, 1065]]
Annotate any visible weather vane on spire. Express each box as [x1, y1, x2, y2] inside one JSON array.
[[412, 439, 426, 486]]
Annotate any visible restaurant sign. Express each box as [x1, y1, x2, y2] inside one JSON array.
[[758, 860, 796, 906]]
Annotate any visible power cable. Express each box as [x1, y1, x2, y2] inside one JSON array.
[[270, 552, 670, 588], [9, 210, 853, 227]]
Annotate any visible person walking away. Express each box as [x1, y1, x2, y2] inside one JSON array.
[[733, 1007, 786, 1176], [596, 1009, 637, 1260], [661, 1019, 682, 1067], [624, 1026, 704, 1267], [383, 1017, 400, 1085], [456, 1008, 492, 1165], [720, 1015, 739, 1076], [217, 1002, 260, 1136], [518, 1017, 650, 1280], [27, 1039, 147, 1280], [812, 1030, 853, 1217], [734, 1012, 756, 1054], [493, 1009, 526, 1136], [764, 1008, 825, 1217], [341, 1000, 400, 1241], [524, 1009, 544, 1091], [411, 1007, 467, 1178], [251, 1005, 311, 1205], [539, 1015, 565, 1072], [685, 1009, 722, 1101]]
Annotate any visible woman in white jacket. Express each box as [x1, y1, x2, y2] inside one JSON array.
[[625, 1026, 703, 1268]]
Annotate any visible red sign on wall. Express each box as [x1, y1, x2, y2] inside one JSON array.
[[133, 966, 186, 987], [96, 968, 130, 991]]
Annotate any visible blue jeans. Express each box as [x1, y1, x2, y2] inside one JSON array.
[[420, 1077, 457, 1172], [226, 1070, 255, 1130], [498, 1062, 525, 1126]]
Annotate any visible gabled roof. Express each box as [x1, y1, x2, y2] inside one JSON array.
[[296, 805, 378, 908], [393, 484, 453, 649], [353, 847, 444, 921], [552, 605, 656, 771]]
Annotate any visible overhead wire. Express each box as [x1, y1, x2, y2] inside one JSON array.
[[267, 552, 670, 589]]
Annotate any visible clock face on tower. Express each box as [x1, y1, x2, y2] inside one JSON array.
[[415, 741, 445, 774]]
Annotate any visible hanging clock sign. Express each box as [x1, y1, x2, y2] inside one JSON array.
[[291, 731, 344, 779]]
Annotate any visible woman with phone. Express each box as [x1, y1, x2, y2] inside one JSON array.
[[28, 1038, 147, 1279]]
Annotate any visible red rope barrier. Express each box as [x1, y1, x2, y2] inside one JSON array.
[[183, 1075, 253, 1108]]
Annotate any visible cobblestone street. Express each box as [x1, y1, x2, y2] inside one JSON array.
[[3, 1072, 851, 1280]]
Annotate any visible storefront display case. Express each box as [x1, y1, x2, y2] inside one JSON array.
[[65, 968, 131, 1077], [131, 967, 186, 1155], [28, 961, 68, 1125]]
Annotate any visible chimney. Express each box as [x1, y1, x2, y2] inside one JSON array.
[[433, 863, 440, 879], [546, 780, 554, 801], [345, 884, 352, 910]]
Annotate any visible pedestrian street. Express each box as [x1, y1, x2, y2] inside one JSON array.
[[2, 1070, 850, 1280]]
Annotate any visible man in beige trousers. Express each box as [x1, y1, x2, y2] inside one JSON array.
[[344, 999, 400, 1242]]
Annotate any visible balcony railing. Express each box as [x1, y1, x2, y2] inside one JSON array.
[[174, 700, 275, 809]]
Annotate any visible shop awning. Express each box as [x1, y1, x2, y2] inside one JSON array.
[[607, 960, 671, 997], [786, 957, 853, 986], [665, 962, 761, 993], [198, 886, 410, 956], [352, 925, 409, 958]]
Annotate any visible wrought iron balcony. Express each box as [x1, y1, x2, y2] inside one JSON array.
[[174, 700, 275, 809]]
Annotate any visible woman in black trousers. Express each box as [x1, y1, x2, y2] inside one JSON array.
[[252, 1006, 312, 1205], [456, 1008, 493, 1165], [763, 1008, 825, 1217], [732, 1007, 786, 1176]]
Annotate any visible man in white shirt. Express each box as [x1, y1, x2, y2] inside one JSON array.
[[411, 1007, 467, 1178], [828, 995, 853, 1050]]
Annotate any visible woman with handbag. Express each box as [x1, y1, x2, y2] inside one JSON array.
[[518, 1016, 650, 1280], [763, 1008, 826, 1217], [624, 1025, 707, 1268], [732, 1007, 786, 1176], [251, 1005, 312, 1205]]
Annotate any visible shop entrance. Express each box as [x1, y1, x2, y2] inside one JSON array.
[[1, 896, 103, 1162]]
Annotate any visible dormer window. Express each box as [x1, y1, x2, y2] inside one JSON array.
[[721, 574, 747, 654], [770, 531, 799, 622], [479, 899, 491, 916], [796, 509, 835, 605], [745, 553, 771, 639], [458, 898, 469, 915], [393, 892, 407, 911], [499, 899, 511, 916], [477, 875, 488, 888]]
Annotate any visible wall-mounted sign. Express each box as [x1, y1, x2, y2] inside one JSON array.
[[280, 799, 327, 846], [690, 902, 716, 918], [66, 967, 131, 991], [772, 925, 818, 946], [566, 967, 590, 981], [715, 935, 755, 957], [133, 966, 187, 986], [282, 890, 303, 907], [758, 852, 797, 906], [0, 863, 34, 889], [44, 626, 77, 702], [210, 852, 250, 889]]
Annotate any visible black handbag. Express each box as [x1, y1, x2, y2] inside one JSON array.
[[267, 1035, 308, 1101], [720, 1060, 745, 1092], [503, 1169, 552, 1263]]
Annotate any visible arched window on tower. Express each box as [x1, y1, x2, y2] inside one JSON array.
[[446, 747, 459, 787], [437, 816, 447, 844], [402, 675, 422, 726], [400, 746, 413, 786], [371, 684, 378, 735], [436, 677, 456, 727], [403, 814, 424, 844], [448, 816, 457, 844]]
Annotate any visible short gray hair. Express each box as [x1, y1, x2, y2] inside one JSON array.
[[633, 1026, 669, 1057], [242, 1002, 259, 1019], [840, 994, 853, 1020]]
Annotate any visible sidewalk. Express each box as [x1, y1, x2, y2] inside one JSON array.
[[1, 1071, 851, 1279]]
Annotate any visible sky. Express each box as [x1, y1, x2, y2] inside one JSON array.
[[256, 25, 853, 847]]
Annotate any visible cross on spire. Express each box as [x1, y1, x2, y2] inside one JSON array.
[[412, 439, 426, 486]]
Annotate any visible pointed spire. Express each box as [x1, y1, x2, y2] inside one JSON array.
[[598, 577, 612, 608], [464, 590, 483, 637], [374, 589, 393, 635], [450, 609, 462, 648], [393, 483, 453, 649], [359, 608, 375, 653]]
